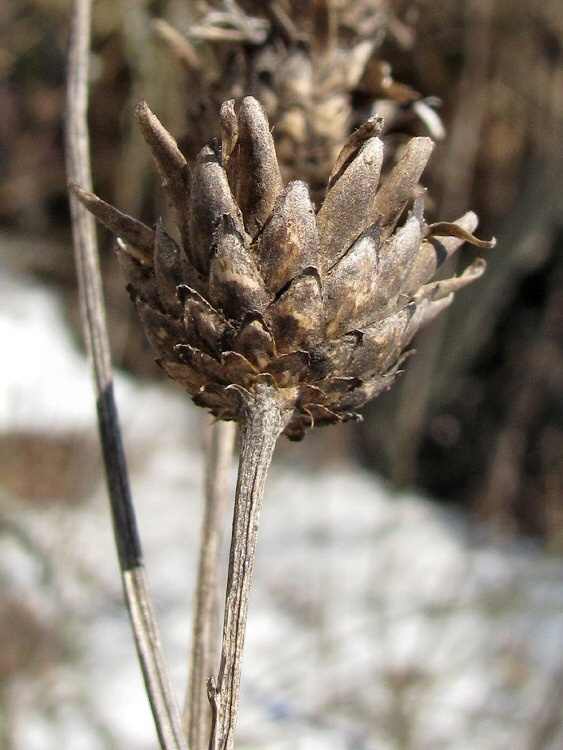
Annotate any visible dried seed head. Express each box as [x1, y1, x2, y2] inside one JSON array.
[[72, 97, 494, 440]]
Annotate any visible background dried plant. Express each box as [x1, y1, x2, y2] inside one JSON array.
[[359, 0, 563, 540]]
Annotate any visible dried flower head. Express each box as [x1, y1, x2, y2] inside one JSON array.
[[156, 0, 427, 201], [72, 96, 494, 440]]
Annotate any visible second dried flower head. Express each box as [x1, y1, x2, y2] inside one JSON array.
[[73, 96, 494, 440]]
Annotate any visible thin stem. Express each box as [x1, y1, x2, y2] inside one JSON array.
[[65, 1, 188, 748], [209, 384, 293, 750], [186, 420, 236, 750]]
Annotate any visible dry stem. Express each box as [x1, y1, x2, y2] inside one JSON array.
[[66, 1, 187, 747], [186, 420, 236, 750], [209, 384, 294, 750]]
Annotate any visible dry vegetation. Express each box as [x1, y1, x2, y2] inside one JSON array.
[[1, 2, 563, 747], [1, 0, 561, 539]]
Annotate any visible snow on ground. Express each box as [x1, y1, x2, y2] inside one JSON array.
[[1, 268, 563, 750]]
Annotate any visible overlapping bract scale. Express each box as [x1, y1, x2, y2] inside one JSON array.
[[71, 96, 494, 440]]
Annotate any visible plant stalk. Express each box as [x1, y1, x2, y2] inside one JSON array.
[[186, 420, 236, 750], [66, 1, 188, 747], [209, 384, 293, 750]]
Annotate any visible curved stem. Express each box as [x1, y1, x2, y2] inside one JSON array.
[[186, 420, 236, 750], [209, 384, 293, 750]]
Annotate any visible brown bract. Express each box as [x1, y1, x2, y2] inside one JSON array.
[[71, 96, 494, 440]]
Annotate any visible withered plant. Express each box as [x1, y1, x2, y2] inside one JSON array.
[[67, 0, 493, 749]]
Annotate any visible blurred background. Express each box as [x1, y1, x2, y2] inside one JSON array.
[[1, 1, 563, 748]]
